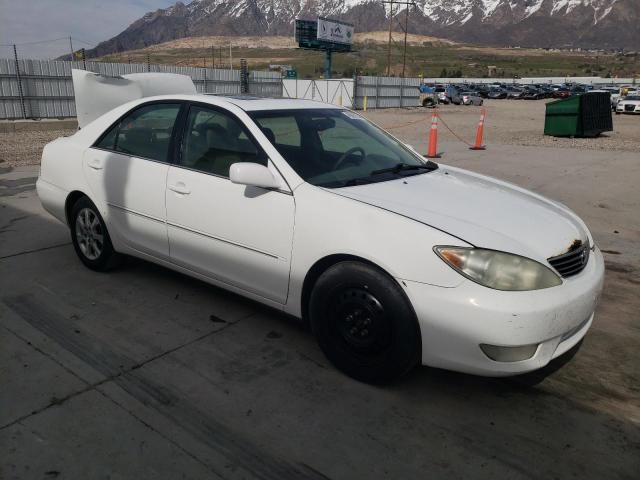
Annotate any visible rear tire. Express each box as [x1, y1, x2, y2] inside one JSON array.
[[309, 261, 420, 384], [70, 196, 119, 271]]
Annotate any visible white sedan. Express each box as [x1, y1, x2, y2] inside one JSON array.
[[615, 95, 640, 114], [37, 72, 604, 383]]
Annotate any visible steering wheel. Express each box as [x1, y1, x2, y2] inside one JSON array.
[[333, 147, 366, 170]]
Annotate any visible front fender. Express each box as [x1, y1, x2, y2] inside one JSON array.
[[285, 183, 468, 317]]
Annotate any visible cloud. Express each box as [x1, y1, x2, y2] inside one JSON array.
[[0, 0, 177, 59]]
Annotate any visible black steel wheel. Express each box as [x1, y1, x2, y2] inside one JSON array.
[[309, 261, 420, 384]]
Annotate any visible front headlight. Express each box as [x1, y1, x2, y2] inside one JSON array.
[[434, 246, 562, 291]]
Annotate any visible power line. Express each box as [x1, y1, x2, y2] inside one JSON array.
[[72, 37, 100, 48], [0, 36, 69, 47]]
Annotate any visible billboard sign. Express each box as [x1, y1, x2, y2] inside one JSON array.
[[317, 17, 354, 46]]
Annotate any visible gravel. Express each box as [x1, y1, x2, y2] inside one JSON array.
[[0, 128, 77, 166], [362, 99, 640, 153]]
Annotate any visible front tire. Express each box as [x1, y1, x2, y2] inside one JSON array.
[[70, 196, 119, 271], [309, 261, 420, 384]]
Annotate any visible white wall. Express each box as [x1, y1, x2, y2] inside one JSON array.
[[282, 79, 355, 108], [421, 77, 636, 85]]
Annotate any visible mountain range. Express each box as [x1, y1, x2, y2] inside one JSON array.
[[85, 0, 640, 58]]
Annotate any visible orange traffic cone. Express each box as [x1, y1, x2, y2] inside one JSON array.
[[426, 112, 440, 158], [470, 108, 486, 150]]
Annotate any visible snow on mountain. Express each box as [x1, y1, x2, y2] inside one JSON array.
[[84, 0, 638, 58]]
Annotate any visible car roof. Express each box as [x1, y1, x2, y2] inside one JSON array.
[[133, 94, 343, 112]]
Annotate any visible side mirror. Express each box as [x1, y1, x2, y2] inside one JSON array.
[[229, 162, 281, 190]]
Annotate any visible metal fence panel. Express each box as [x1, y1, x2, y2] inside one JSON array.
[[0, 59, 282, 119], [353, 75, 422, 109]]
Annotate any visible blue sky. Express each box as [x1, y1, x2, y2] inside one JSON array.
[[0, 0, 177, 59]]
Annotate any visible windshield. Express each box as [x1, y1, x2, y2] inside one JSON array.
[[249, 109, 436, 188], [624, 96, 640, 101]]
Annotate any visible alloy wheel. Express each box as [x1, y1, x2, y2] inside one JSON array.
[[75, 207, 104, 261]]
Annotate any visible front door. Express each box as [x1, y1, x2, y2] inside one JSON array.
[[165, 104, 295, 304]]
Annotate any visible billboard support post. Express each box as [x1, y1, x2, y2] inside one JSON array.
[[324, 50, 333, 79]]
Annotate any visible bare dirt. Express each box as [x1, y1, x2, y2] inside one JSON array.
[[363, 99, 640, 153], [0, 128, 76, 167], [115, 31, 457, 53]]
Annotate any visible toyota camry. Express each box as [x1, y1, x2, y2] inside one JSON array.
[[36, 71, 604, 383]]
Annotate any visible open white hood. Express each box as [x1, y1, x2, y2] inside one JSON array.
[[72, 69, 196, 128]]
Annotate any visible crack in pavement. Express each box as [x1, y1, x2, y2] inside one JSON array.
[[0, 242, 71, 260]]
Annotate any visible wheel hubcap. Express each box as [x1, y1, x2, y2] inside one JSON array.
[[75, 208, 104, 261], [333, 288, 390, 353]]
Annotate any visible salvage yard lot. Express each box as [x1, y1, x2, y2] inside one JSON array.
[[1, 100, 639, 479]]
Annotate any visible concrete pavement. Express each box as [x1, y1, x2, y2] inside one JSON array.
[[1, 152, 639, 479]]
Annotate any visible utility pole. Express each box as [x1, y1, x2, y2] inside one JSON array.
[[229, 44, 233, 71], [382, 0, 416, 77], [69, 36, 74, 62], [385, 0, 394, 76], [402, 3, 412, 77], [211, 45, 215, 69], [13, 45, 27, 119]]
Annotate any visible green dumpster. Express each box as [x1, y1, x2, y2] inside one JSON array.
[[544, 92, 612, 137]]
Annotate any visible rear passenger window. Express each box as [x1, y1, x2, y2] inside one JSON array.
[[254, 116, 301, 147], [95, 103, 181, 162]]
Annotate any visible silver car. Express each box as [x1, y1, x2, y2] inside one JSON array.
[[460, 91, 484, 106]]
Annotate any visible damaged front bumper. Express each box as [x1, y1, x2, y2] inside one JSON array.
[[402, 246, 605, 376]]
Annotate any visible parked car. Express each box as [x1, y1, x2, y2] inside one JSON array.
[[434, 87, 450, 104], [615, 95, 640, 114], [523, 87, 545, 100], [445, 85, 462, 104], [460, 91, 484, 106], [417, 84, 437, 107], [538, 86, 554, 98], [553, 88, 571, 99], [487, 88, 507, 99], [37, 70, 605, 383], [506, 88, 525, 99], [570, 85, 588, 96], [612, 87, 639, 110]]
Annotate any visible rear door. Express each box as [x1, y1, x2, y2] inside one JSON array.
[[84, 102, 183, 258]]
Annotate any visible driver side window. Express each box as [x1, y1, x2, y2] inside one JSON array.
[[180, 105, 267, 177]]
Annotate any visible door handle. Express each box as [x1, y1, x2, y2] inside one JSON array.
[[168, 183, 191, 195], [87, 159, 103, 170]]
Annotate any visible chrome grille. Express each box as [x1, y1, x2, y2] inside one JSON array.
[[548, 241, 590, 278]]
